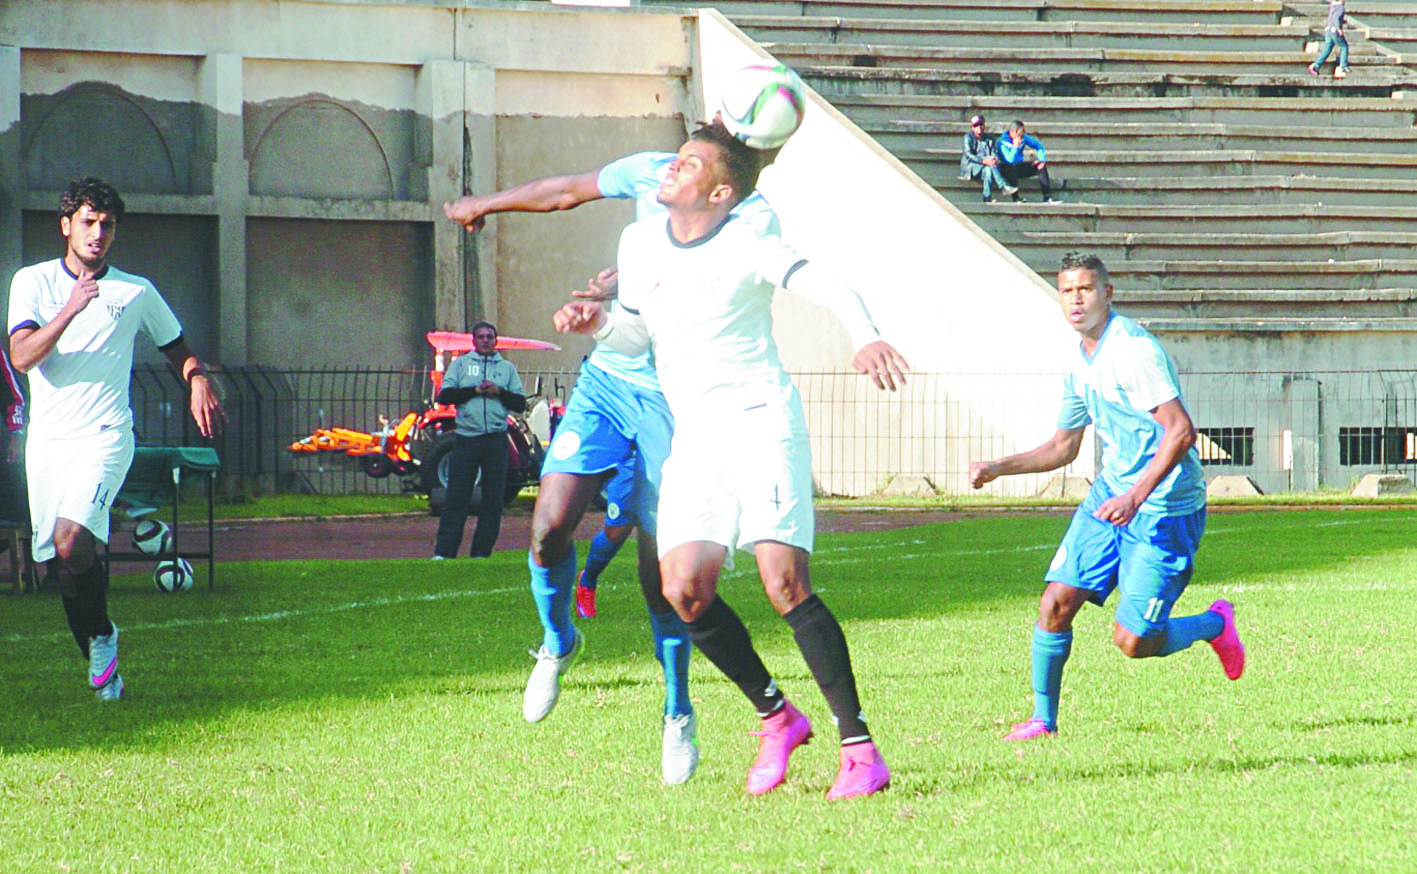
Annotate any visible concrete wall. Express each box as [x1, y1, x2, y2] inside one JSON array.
[[0, 0, 694, 370]]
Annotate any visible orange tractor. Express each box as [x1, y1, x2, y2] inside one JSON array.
[[287, 331, 562, 506]]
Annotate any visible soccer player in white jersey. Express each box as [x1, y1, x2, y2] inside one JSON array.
[[969, 252, 1245, 742], [554, 122, 908, 800], [8, 178, 224, 701], [446, 143, 776, 785]]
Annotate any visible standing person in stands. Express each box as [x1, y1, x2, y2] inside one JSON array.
[[997, 120, 1060, 204], [1308, 0, 1350, 78], [958, 114, 1017, 203], [8, 177, 224, 701]]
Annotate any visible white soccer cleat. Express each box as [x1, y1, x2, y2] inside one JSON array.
[[661, 713, 699, 785], [522, 628, 584, 722], [89, 625, 123, 702]]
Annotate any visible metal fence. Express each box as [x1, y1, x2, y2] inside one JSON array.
[[130, 364, 581, 495], [129, 366, 1417, 498]]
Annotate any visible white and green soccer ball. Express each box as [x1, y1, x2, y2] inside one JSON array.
[[718, 63, 807, 150]]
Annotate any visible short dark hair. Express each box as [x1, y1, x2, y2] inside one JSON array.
[[1059, 251, 1110, 286], [60, 177, 125, 221], [689, 120, 764, 207], [1008, 120, 1026, 135], [471, 320, 497, 337]]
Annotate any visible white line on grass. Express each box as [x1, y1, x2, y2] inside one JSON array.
[[2, 585, 524, 645]]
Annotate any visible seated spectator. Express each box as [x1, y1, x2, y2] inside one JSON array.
[[998, 120, 1059, 204], [958, 114, 1016, 203]]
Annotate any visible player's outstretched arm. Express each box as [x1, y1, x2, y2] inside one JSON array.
[[443, 170, 604, 233], [162, 340, 226, 438], [852, 340, 909, 392], [970, 427, 1086, 489], [779, 261, 907, 390]]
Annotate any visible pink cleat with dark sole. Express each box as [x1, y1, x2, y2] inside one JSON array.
[[1003, 718, 1056, 742], [746, 700, 813, 795], [1208, 599, 1246, 680], [826, 741, 891, 800]]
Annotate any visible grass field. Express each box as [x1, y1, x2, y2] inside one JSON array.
[[2, 508, 1414, 873]]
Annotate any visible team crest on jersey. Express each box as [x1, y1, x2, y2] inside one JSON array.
[[104, 299, 126, 321]]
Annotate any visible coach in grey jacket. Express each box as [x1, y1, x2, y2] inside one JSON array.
[[433, 321, 526, 558]]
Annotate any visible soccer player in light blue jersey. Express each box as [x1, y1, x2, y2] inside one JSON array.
[[443, 145, 778, 785], [969, 252, 1246, 742]]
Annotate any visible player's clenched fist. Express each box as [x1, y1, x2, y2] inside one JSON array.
[[969, 460, 998, 489], [66, 269, 100, 314], [553, 301, 607, 335]]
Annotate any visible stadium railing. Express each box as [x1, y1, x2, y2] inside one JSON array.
[[128, 365, 1417, 498]]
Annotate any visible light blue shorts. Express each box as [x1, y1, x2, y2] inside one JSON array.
[[1044, 479, 1206, 638], [541, 361, 671, 536], [601, 461, 638, 530]]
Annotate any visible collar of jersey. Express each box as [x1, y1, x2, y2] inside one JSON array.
[[59, 259, 110, 282], [1081, 311, 1117, 364], [664, 212, 736, 249]]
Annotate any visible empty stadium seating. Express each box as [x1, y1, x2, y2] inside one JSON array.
[[646, 0, 1417, 335]]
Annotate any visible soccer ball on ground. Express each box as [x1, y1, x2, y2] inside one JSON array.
[[132, 519, 173, 557], [718, 62, 807, 150], [154, 558, 195, 593]]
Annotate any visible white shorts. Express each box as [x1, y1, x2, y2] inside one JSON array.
[[656, 387, 814, 557], [26, 428, 135, 562]]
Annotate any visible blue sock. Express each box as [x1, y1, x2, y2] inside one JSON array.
[[529, 547, 577, 655], [648, 608, 692, 718], [1031, 626, 1072, 729], [579, 530, 623, 590], [1156, 609, 1224, 657]]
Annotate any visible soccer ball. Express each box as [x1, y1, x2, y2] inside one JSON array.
[[153, 558, 195, 593], [132, 519, 173, 557], [718, 63, 806, 150]]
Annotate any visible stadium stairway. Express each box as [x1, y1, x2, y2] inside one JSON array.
[[646, 0, 1417, 334]]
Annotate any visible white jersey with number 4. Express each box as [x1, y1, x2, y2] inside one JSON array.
[[7, 259, 183, 439]]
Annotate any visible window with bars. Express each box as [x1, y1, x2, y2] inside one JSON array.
[[1338, 427, 1417, 466], [1196, 427, 1254, 466]]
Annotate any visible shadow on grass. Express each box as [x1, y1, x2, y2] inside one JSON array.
[[1, 509, 1412, 756]]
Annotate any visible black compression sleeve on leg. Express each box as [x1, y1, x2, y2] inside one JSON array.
[[785, 595, 871, 744], [60, 561, 112, 657], [687, 596, 785, 717]]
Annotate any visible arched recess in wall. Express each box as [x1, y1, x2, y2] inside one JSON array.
[[24, 83, 180, 194], [248, 98, 394, 199]]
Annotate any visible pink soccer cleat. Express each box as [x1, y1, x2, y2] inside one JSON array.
[[1207, 599, 1246, 680], [746, 700, 813, 795], [574, 582, 597, 619], [826, 741, 891, 801], [1003, 718, 1056, 742]]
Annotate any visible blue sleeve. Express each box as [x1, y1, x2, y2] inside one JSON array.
[[997, 134, 1019, 163], [597, 152, 675, 200], [1057, 375, 1090, 431], [1027, 134, 1046, 163]]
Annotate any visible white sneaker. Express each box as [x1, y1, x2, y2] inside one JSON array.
[[1334, 67, 1348, 78], [89, 625, 123, 701], [522, 628, 583, 722], [661, 713, 699, 785], [1002, 184, 1019, 196]]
